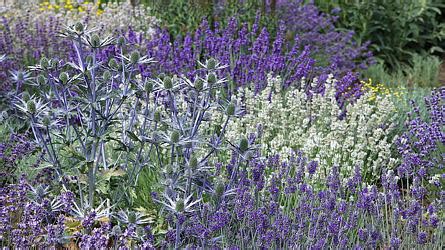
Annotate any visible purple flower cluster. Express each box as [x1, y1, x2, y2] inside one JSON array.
[[121, 15, 371, 95], [0, 14, 72, 93], [0, 176, 156, 248], [0, 132, 44, 184], [397, 87, 444, 197], [166, 151, 443, 248], [277, 0, 374, 74], [0, 177, 69, 247], [1, 1, 373, 104]]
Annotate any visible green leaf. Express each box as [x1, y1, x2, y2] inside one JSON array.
[[101, 168, 126, 181], [126, 130, 141, 142]]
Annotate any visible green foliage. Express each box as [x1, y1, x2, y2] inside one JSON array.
[[315, 0, 445, 69], [138, 0, 278, 38], [364, 53, 442, 88]]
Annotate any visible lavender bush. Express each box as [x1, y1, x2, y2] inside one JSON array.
[[277, 0, 374, 74], [0, 129, 37, 184], [2, 149, 443, 248], [1, 1, 374, 100], [166, 149, 444, 249], [0, 2, 157, 95], [397, 87, 444, 198], [133, 17, 372, 95]]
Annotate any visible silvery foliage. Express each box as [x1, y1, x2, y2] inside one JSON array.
[[13, 22, 240, 241], [146, 58, 241, 248], [14, 22, 155, 214], [227, 74, 398, 183]]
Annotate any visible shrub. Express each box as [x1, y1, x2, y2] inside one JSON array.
[[314, 0, 445, 69], [6, 23, 237, 248]]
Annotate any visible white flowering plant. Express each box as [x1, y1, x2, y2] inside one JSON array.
[[226, 75, 399, 183]]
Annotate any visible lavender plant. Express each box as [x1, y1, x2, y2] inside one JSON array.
[[0, 2, 158, 95], [0, 130, 38, 184], [135, 17, 371, 94], [397, 87, 445, 198], [277, 0, 374, 74], [152, 142, 444, 248], [0, 177, 72, 247], [0, 176, 157, 248]]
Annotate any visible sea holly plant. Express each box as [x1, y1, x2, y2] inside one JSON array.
[[145, 58, 241, 248], [11, 22, 240, 247], [13, 22, 155, 212]]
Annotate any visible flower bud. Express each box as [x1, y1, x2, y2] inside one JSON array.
[[130, 51, 140, 64], [22, 92, 30, 102], [103, 70, 111, 81], [90, 34, 101, 48], [75, 22, 84, 33], [171, 131, 180, 144], [37, 75, 46, 85], [206, 58, 217, 70], [194, 78, 203, 91], [50, 60, 58, 69], [59, 72, 69, 84], [239, 137, 248, 153], [163, 76, 173, 89], [86, 55, 93, 64], [108, 58, 118, 69], [144, 81, 153, 93], [207, 73, 217, 85], [189, 156, 198, 169], [27, 100, 36, 114], [16, 72, 24, 81], [175, 199, 185, 213], [42, 116, 51, 127], [40, 57, 49, 68], [226, 103, 235, 116], [117, 36, 125, 47]]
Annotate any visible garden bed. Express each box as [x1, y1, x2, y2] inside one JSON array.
[[0, 1, 444, 249]]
